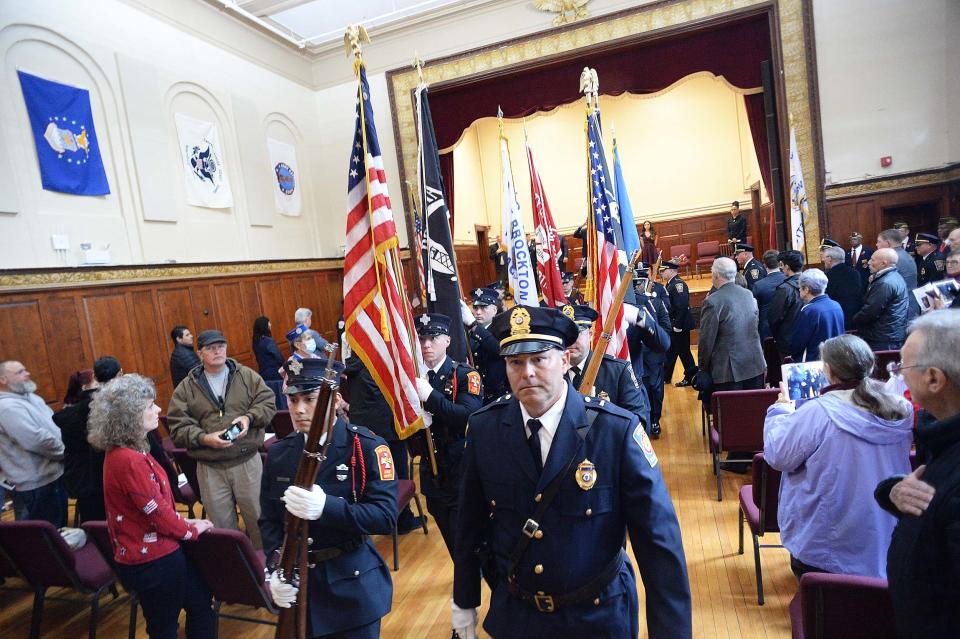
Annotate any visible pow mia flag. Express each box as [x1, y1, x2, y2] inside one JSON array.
[[415, 84, 467, 363]]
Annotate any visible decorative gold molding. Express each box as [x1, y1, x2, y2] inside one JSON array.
[[825, 165, 960, 200], [387, 0, 822, 260]]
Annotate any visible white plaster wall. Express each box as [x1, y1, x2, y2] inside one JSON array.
[[814, 0, 959, 184]]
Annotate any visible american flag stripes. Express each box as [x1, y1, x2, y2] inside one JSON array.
[[343, 64, 423, 440]]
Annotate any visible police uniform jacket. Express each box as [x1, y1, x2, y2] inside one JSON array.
[[849, 245, 873, 279], [625, 297, 671, 381], [468, 323, 508, 403], [640, 284, 672, 370], [453, 383, 692, 639], [919, 251, 946, 286], [571, 351, 650, 428], [727, 214, 747, 242], [665, 275, 695, 332], [825, 262, 864, 328], [259, 420, 397, 636], [742, 257, 768, 290]]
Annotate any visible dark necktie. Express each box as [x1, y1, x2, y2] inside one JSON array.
[[527, 419, 543, 473], [569, 365, 581, 388], [427, 370, 436, 384]]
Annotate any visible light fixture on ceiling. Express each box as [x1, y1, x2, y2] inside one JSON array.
[[216, 0, 307, 48]]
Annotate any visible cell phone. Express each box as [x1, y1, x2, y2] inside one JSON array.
[[219, 422, 243, 442]]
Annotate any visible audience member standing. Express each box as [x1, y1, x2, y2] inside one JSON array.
[[89, 374, 215, 639], [640, 220, 659, 266], [873, 311, 960, 638], [169, 325, 200, 390], [698, 257, 766, 392], [292, 308, 329, 356], [62, 369, 95, 407], [852, 248, 909, 350], [167, 329, 276, 549], [768, 250, 805, 358], [251, 316, 284, 382], [765, 334, 913, 579], [849, 232, 873, 289], [822, 245, 863, 327], [877, 229, 918, 290], [789, 269, 845, 362], [753, 250, 786, 341], [0, 361, 66, 526], [726, 201, 747, 247]]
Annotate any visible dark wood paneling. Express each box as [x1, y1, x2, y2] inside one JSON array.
[[212, 282, 251, 363], [83, 294, 139, 374], [0, 300, 56, 401], [41, 296, 87, 402], [189, 285, 218, 335], [156, 288, 193, 346]]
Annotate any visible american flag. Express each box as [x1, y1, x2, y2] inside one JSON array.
[[586, 112, 628, 359], [344, 64, 423, 439]]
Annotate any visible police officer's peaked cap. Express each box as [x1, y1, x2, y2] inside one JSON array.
[[850, 231, 863, 239], [283, 357, 344, 395], [470, 288, 500, 308], [560, 304, 598, 330], [659, 260, 681, 271], [490, 305, 578, 356], [819, 238, 841, 249], [561, 271, 575, 283], [415, 313, 451, 337], [733, 243, 755, 254], [915, 233, 941, 246]]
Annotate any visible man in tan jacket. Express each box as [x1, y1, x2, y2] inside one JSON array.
[[168, 329, 276, 549]]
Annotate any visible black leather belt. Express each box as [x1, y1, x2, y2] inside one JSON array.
[[505, 550, 624, 613], [307, 536, 366, 564]]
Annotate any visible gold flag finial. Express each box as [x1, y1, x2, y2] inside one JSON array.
[[344, 24, 370, 60], [413, 52, 424, 84]]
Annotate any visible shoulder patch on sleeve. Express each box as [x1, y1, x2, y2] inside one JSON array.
[[633, 423, 658, 467], [467, 370, 482, 396], [374, 445, 395, 481]]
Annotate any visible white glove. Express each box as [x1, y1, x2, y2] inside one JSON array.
[[460, 300, 476, 327], [268, 571, 298, 608], [451, 599, 478, 639], [672, 327, 682, 333], [416, 376, 434, 402], [282, 485, 327, 520]]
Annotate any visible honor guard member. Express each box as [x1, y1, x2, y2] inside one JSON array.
[[937, 216, 958, 256], [451, 305, 692, 639], [413, 313, 484, 557], [660, 261, 698, 388], [733, 243, 767, 290], [462, 288, 508, 404], [916, 233, 946, 285], [849, 232, 873, 288], [561, 272, 584, 305], [563, 304, 651, 429], [261, 357, 397, 639], [630, 263, 672, 439]]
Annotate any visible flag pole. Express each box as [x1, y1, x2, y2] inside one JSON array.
[[581, 67, 597, 306]]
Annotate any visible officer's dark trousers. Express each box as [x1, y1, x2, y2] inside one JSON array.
[[642, 362, 665, 425], [317, 620, 380, 639], [115, 547, 215, 639], [420, 466, 461, 559], [664, 330, 698, 383]]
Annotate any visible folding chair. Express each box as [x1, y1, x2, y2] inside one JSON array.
[[710, 387, 780, 500], [81, 521, 138, 639], [670, 243, 692, 277], [791, 572, 896, 639], [695, 241, 720, 279], [272, 410, 294, 439], [738, 452, 784, 605], [391, 479, 428, 571], [0, 520, 117, 639]]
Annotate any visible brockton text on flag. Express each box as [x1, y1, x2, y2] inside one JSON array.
[[499, 136, 538, 307]]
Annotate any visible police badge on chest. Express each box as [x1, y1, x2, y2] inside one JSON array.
[[336, 463, 349, 482]]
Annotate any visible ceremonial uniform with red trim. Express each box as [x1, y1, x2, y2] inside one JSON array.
[[259, 419, 397, 638]]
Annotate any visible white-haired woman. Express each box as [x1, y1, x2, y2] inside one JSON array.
[[88, 374, 215, 639]]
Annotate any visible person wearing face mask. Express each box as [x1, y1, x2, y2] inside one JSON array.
[[287, 324, 321, 362]]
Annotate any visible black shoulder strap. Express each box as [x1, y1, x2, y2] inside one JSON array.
[[505, 408, 599, 582]]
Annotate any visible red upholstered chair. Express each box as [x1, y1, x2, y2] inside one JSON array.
[[695, 241, 720, 279], [738, 453, 784, 605], [391, 479, 428, 571], [669, 243, 692, 277], [709, 387, 780, 500], [871, 350, 900, 382], [272, 410, 294, 439], [183, 527, 278, 633], [763, 337, 784, 387], [791, 572, 896, 639], [0, 520, 117, 639], [82, 521, 138, 639]]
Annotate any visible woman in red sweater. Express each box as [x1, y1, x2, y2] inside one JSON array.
[[88, 374, 215, 639]]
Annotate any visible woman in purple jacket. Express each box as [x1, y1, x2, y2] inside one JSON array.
[[764, 334, 913, 579]]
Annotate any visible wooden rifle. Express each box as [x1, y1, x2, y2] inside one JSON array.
[[274, 343, 341, 639], [577, 250, 642, 395]]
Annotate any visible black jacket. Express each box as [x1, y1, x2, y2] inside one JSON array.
[[753, 271, 787, 340], [170, 343, 200, 389], [727, 214, 747, 242], [768, 274, 802, 355], [742, 257, 768, 291], [665, 275, 695, 332], [468, 322, 508, 403], [252, 336, 284, 381], [825, 263, 863, 328], [345, 355, 396, 441], [52, 389, 104, 500], [570, 352, 650, 428], [851, 268, 909, 347], [875, 412, 960, 638]]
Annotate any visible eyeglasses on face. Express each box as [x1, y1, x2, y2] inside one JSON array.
[[886, 361, 922, 376]]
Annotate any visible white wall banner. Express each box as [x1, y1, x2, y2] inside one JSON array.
[[266, 137, 302, 216], [174, 113, 234, 209]]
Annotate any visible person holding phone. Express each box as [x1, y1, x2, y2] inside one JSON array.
[[167, 329, 276, 550]]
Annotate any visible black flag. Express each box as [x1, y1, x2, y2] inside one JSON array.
[[416, 84, 467, 363]]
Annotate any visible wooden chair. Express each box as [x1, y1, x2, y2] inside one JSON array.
[[738, 453, 784, 605]]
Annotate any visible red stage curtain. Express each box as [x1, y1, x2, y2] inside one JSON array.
[[743, 93, 776, 249], [428, 13, 772, 149], [440, 151, 455, 233]]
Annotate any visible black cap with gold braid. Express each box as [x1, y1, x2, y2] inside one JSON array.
[[489, 305, 579, 356]]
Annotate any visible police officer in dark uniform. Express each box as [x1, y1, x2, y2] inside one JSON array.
[[451, 305, 692, 639], [726, 200, 747, 248], [660, 260, 698, 388], [631, 263, 672, 438], [916, 233, 946, 285], [734, 243, 767, 291], [261, 357, 397, 639], [562, 304, 651, 429], [561, 271, 584, 305], [462, 288, 508, 404], [412, 313, 484, 557]]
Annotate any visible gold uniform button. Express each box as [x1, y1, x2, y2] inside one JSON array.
[[585, 508, 593, 516], [533, 530, 544, 539], [534, 564, 544, 574], [535, 493, 542, 503], [593, 598, 600, 606]]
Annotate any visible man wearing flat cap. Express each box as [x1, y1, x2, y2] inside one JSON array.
[[260, 357, 397, 638], [733, 243, 767, 291], [168, 329, 276, 549], [451, 305, 691, 639], [916, 233, 946, 286], [412, 313, 483, 558], [563, 304, 651, 430]]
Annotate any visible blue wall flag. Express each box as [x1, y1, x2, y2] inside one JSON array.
[[17, 70, 110, 196]]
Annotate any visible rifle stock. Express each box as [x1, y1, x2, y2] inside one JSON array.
[[274, 344, 341, 639], [577, 250, 642, 395]]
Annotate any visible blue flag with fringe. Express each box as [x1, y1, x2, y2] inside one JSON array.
[[17, 70, 110, 196], [613, 143, 641, 259]]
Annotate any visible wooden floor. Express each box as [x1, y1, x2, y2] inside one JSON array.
[[0, 363, 796, 638]]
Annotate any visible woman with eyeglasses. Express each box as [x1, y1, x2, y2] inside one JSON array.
[[762, 333, 913, 580]]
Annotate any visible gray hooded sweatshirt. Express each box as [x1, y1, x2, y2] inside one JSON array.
[[0, 391, 64, 491]]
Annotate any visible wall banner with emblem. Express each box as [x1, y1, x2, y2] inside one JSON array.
[[174, 113, 234, 209], [266, 137, 302, 216]]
